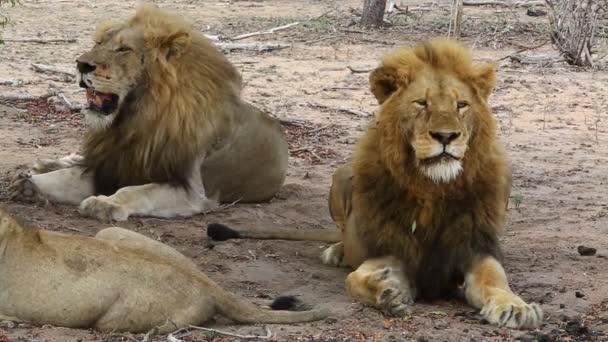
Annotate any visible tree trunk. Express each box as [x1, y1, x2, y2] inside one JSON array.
[[361, 0, 387, 27]]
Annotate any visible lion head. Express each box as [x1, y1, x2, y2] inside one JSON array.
[[368, 39, 497, 185], [76, 4, 241, 131]]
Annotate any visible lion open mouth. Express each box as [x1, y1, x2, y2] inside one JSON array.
[[86, 88, 119, 115]]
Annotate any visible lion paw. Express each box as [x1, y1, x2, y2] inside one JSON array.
[[321, 243, 346, 267], [376, 284, 413, 317], [8, 172, 48, 204], [79, 196, 128, 222], [481, 293, 543, 329], [347, 265, 414, 318]]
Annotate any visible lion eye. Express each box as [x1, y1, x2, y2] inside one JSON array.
[[457, 101, 468, 110], [414, 99, 427, 107], [115, 46, 132, 53]]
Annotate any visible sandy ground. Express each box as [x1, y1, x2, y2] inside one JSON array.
[[1, 0, 608, 341]]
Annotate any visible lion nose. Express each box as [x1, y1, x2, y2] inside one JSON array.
[[77, 61, 96, 74], [430, 131, 460, 145]]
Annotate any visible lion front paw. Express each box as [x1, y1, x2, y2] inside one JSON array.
[[8, 172, 48, 204], [79, 196, 128, 222], [347, 265, 414, 317], [481, 291, 543, 329]]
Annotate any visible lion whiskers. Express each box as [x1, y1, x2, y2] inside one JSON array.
[[420, 159, 463, 184]]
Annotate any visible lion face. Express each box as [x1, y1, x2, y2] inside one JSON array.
[[369, 41, 496, 184], [399, 69, 474, 183], [76, 23, 147, 130]]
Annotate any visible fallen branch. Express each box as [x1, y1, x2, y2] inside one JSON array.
[[463, 0, 545, 7], [231, 22, 300, 41], [278, 118, 310, 127], [2, 37, 77, 44], [306, 124, 334, 134], [508, 54, 563, 65], [498, 39, 550, 61], [0, 92, 54, 102], [167, 325, 272, 341], [0, 79, 31, 86], [31, 63, 76, 78], [337, 106, 373, 118], [214, 42, 291, 52], [347, 66, 374, 74]]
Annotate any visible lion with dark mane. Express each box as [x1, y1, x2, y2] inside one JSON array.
[[9, 5, 288, 221], [207, 39, 543, 329]]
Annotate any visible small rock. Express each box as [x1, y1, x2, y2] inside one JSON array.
[[324, 317, 337, 324], [575, 291, 585, 298], [577, 245, 597, 256]]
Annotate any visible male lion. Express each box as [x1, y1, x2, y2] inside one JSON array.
[[9, 5, 288, 222], [0, 208, 328, 333], [206, 39, 543, 329]]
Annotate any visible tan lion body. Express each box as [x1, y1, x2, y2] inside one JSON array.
[[9, 6, 288, 221], [0, 209, 327, 333], [207, 40, 542, 329]]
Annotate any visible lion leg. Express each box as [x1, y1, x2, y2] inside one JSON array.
[[345, 256, 414, 317], [464, 256, 543, 329], [79, 183, 217, 222], [95, 227, 198, 270], [9, 166, 94, 205]]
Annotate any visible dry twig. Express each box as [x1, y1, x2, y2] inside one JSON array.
[[231, 22, 299, 41], [214, 42, 290, 52], [2, 37, 76, 44], [31, 63, 75, 78], [346, 66, 374, 74], [0, 92, 54, 102], [463, 0, 545, 7], [167, 325, 272, 341]]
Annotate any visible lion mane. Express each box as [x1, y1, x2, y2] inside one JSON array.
[[353, 39, 512, 299], [83, 6, 243, 195]]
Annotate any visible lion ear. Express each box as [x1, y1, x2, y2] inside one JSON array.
[[161, 31, 192, 60], [369, 66, 407, 105], [473, 63, 496, 100]]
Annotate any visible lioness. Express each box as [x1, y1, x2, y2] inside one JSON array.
[[0, 208, 328, 333], [207, 39, 543, 329], [9, 5, 288, 222]]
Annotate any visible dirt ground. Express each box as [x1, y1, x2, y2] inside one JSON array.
[[1, 0, 608, 341]]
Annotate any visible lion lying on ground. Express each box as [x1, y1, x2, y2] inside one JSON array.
[[207, 39, 543, 329], [9, 5, 288, 222], [0, 208, 327, 333]]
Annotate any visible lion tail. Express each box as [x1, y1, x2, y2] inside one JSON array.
[[215, 292, 330, 324], [206, 223, 341, 243]]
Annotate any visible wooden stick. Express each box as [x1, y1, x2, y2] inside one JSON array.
[[167, 325, 272, 341], [463, 0, 545, 7], [31, 63, 75, 78], [214, 42, 291, 52], [0, 79, 31, 86], [231, 22, 300, 41], [0, 92, 54, 102], [2, 38, 76, 44], [346, 66, 374, 74]]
